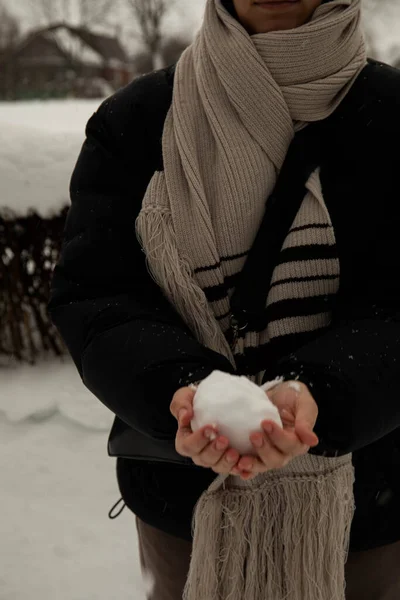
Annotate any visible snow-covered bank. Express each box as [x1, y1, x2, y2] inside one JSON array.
[[0, 359, 113, 430], [0, 413, 146, 600], [0, 99, 102, 216], [0, 360, 148, 600], [0, 99, 102, 133]]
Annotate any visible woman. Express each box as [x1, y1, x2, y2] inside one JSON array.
[[49, 0, 400, 598]]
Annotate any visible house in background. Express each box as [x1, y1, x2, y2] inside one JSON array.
[[0, 24, 133, 100]]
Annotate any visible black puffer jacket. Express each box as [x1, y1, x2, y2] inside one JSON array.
[[49, 60, 400, 551]]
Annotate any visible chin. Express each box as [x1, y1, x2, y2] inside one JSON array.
[[239, 2, 312, 34], [251, 17, 302, 33]]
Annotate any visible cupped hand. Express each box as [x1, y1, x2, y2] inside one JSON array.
[[170, 387, 241, 475], [237, 381, 319, 480]]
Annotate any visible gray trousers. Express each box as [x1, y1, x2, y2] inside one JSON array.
[[136, 518, 400, 600]]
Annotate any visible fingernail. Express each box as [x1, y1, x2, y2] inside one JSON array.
[[178, 409, 187, 422], [252, 434, 263, 448], [226, 450, 237, 463], [263, 423, 273, 434], [204, 428, 217, 440], [239, 459, 252, 471], [216, 439, 228, 451]]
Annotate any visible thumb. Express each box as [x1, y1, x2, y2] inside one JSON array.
[[294, 388, 319, 447], [268, 382, 318, 446], [170, 387, 195, 427]]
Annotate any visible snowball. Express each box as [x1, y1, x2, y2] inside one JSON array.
[[191, 371, 283, 455]]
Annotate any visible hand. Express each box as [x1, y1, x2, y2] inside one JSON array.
[[237, 381, 319, 480], [170, 387, 241, 475]]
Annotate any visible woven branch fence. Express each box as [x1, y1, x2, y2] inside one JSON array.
[[0, 208, 68, 363]]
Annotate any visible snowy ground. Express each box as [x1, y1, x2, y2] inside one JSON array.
[[0, 97, 152, 598], [0, 360, 149, 600], [0, 99, 103, 217]]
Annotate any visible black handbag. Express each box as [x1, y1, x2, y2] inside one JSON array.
[[108, 416, 192, 465]]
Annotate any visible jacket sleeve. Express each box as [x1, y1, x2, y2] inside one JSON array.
[[271, 213, 400, 455], [49, 85, 234, 442]]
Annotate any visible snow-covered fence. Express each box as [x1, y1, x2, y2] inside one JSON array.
[[0, 208, 67, 362], [0, 98, 102, 363]]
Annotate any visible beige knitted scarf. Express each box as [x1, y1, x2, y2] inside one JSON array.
[[137, 1, 366, 598]]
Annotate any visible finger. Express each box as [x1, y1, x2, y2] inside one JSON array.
[[228, 465, 254, 480], [176, 425, 217, 458], [295, 406, 319, 447], [293, 392, 319, 447], [237, 456, 265, 474], [170, 387, 195, 422], [212, 447, 240, 473], [239, 471, 257, 481], [198, 435, 229, 467], [237, 454, 259, 473], [259, 421, 307, 456], [230, 466, 242, 476], [240, 437, 286, 472], [295, 420, 319, 447], [281, 408, 296, 425], [175, 405, 197, 444], [178, 407, 194, 433], [281, 408, 295, 419]]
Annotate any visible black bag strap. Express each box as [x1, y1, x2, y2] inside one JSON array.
[[229, 60, 377, 343]]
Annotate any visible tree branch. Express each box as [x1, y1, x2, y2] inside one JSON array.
[[126, 0, 172, 53]]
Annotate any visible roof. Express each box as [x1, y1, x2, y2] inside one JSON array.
[[74, 28, 127, 63], [0, 23, 129, 66]]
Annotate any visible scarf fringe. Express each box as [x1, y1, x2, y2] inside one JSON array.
[[184, 454, 355, 600], [136, 189, 235, 364]]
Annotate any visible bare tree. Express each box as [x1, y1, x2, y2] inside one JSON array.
[[133, 35, 190, 75], [79, 0, 116, 27], [0, 3, 20, 54], [126, 0, 174, 70], [29, 0, 115, 28]]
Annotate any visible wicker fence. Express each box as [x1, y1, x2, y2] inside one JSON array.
[[0, 208, 68, 363]]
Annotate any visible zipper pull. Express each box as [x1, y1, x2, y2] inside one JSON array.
[[230, 311, 248, 350]]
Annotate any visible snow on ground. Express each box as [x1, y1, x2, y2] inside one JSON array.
[[0, 99, 102, 134], [0, 99, 103, 217], [0, 359, 113, 430], [0, 359, 149, 600]]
